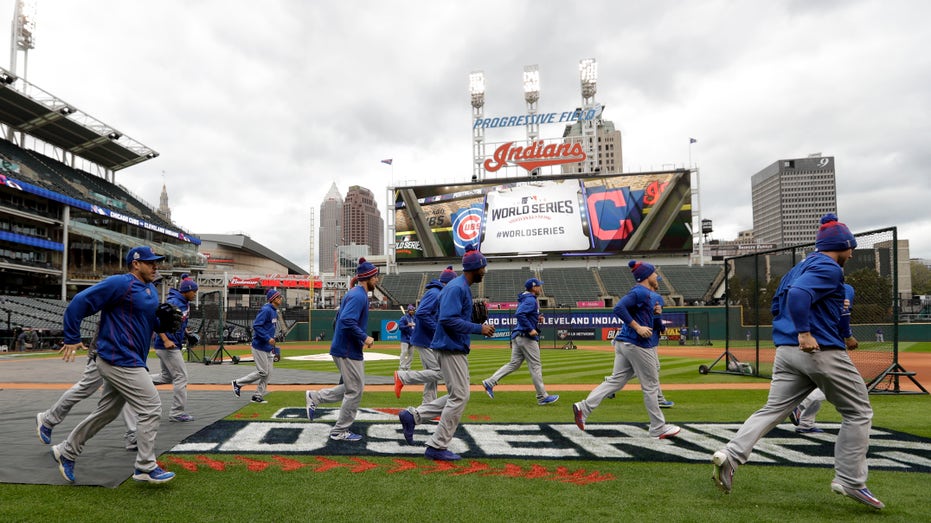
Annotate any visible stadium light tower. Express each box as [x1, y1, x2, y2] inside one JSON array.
[[579, 58, 600, 175], [523, 65, 540, 146], [470, 70, 486, 182], [9, 0, 37, 80]]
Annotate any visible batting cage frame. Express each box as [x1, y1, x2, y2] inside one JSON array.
[[702, 226, 926, 395]]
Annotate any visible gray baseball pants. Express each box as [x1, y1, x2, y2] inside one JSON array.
[[234, 348, 275, 397], [722, 346, 872, 489], [58, 359, 162, 473], [151, 348, 188, 417], [398, 342, 414, 371], [484, 336, 549, 401], [576, 340, 671, 436], [420, 351, 469, 450], [311, 356, 365, 437], [397, 344, 443, 405]]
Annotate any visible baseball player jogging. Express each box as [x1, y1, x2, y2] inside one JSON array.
[[394, 266, 457, 405], [712, 214, 883, 510], [305, 258, 378, 442], [397, 304, 416, 371], [232, 288, 283, 403], [481, 277, 558, 405], [49, 246, 181, 484], [398, 245, 494, 460], [572, 260, 680, 440]]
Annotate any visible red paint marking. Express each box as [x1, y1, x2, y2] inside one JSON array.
[[273, 456, 309, 471], [348, 457, 378, 473], [313, 456, 348, 472], [233, 412, 260, 419], [450, 460, 490, 476], [386, 459, 420, 474], [566, 471, 616, 485], [467, 414, 492, 421], [525, 464, 551, 479], [373, 408, 403, 415], [237, 456, 271, 472], [421, 461, 458, 474], [165, 456, 198, 472], [196, 455, 228, 471], [486, 463, 526, 478]]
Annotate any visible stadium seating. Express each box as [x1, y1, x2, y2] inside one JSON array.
[[537, 267, 601, 306], [657, 265, 723, 303], [378, 272, 428, 306], [479, 267, 535, 302]]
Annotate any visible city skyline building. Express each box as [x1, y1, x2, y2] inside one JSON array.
[[343, 185, 384, 256], [317, 182, 343, 274], [751, 154, 837, 248], [560, 116, 623, 175]]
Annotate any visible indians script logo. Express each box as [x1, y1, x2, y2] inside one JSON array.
[[484, 141, 586, 173]]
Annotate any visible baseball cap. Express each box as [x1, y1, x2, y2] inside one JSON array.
[[125, 246, 165, 266], [525, 278, 544, 290]]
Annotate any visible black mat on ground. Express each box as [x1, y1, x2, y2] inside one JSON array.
[[0, 390, 241, 488], [0, 356, 388, 488]]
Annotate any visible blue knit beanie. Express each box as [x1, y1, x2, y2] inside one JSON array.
[[179, 278, 198, 293], [356, 258, 379, 280], [439, 265, 457, 284], [266, 288, 282, 302], [629, 260, 655, 282], [815, 213, 857, 252], [462, 244, 487, 271]]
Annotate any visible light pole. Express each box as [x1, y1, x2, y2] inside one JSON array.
[[579, 58, 599, 175], [470, 71, 486, 182], [523, 65, 540, 147]]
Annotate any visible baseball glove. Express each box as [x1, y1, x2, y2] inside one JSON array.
[[471, 300, 488, 324], [155, 303, 183, 333], [185, 333, 200, 347]]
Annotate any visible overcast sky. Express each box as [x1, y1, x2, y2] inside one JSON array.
[[3, 0, 929, 272]]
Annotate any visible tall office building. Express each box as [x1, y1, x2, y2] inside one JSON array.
[[561, 116, 623, 175], [318, 183, 343, 274], [343, 185, 384, 255], [156, 183, 171, 222], [751, 155, 837, 247]]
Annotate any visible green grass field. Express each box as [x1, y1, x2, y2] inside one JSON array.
[[2, 342, 929, 522]]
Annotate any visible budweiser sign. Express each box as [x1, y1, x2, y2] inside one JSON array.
[[483, 141, 586, 173]]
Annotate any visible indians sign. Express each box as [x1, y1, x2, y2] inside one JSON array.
[[484, 141, 586, 173]]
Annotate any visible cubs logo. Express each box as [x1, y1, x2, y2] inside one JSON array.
[[451, 205, 484, 255]]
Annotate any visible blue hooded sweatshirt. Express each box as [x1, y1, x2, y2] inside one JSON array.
[[512, 291, 541, 340], [430, 275, 484, 353], [771, 252, 847, 350], [613, 284, 658, 348], [648, 291, 666, 346], [330, 284, 370, 360], [154, 288, 190, 350], [62, 273, 161, 368], [399, 312, 415, 344], [410, 280, 443, 348], [251, 301, 279, 353]]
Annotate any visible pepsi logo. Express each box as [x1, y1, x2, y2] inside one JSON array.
[[385, 321, 399, 332]]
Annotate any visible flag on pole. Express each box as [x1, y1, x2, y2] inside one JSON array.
[[689, 138, 697, 144], [381, 159, 393, 165]]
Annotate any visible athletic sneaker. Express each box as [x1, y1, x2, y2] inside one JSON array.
[[399, 410, 416, 445], [831, 482, 884, 510], [795, 426, 824, 434], [305, 390, 316, 420], [658, 400, 675, 409], [711, 450, 736, 493], [51, 445, 75, 482], [251, 395, 268, 404], [482, 380, 494, 399], [572, 403, 586, 430], [425, 446, 461, 461], [36, 412, 52, 444], [330, 431, 363, 442], [656, 424, 681, 439], [231, 380, 242, 397], [132, 466, 175, 483], [788, 406, 802, 426], [393, 371, 404, 398], [538, 395, 559, 406], [169, 413, 194, 422]]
